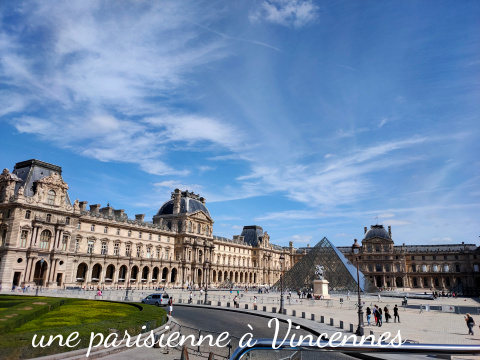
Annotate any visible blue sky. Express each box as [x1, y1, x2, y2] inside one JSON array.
[[1, 0, 479, 247]]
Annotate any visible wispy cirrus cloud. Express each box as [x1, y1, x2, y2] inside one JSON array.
[[1, 1, 243, 176], [249, 0, 319, 28]]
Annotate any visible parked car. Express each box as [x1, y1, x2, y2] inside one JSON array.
[[141, 293, 170, 306]]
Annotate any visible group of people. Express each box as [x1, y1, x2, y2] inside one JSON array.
[[366, 304, 400, 326]]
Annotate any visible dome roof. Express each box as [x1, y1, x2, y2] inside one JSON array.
[[156, 197, 210, 217], [364, 225, 390, 240]]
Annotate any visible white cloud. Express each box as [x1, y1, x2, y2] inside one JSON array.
[[154, 181, 203, 191], [232, 225, 243, 230], [292, 234, 312, 244], [324, 153, 334, 158], [250, 0, 319, 28], [428, 237, 453, 243], [1, 1, 243, 176], [335, 233, 350, 238], [378, 117, 390, 128]]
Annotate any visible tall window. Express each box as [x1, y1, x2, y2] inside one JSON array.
[[61, 236, 68, 251], [25, 210, 31, 219], [375, 263, 382, 272], [422, 265, 427, 272], [65, 217, 70, 225], [128, 230, 132, 237], [125, 244, 131, 256], [156, 248, 160, 259], [139, 232, 142, 239], [114, 243, 119, 255], [136, 245, 141, 257], [91, 225, 95, 232], [101, 242, 108, 255], [197, 224, 201, 234], [78, 222, 81, 230], [146, 247, 151, 258], [104, 227, 108, 234], [189, 221, 192, 232], [46, 214, 51, 222], [47, 190, 56, 205], [149, 233, 152, 240], [87, 240, 94, 254], [116, 228, 120, 235], [20, 230, 28, 247], [206, 225, 209, 236], [75, 238, 80, 252], [1, 229, 6, 247], [39, 230, 52, 250]]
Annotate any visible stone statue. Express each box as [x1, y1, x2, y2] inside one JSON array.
[[73, 199, 80, 211], [315, 265, 325, 280]]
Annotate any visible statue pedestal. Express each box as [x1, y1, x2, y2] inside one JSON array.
[[313, 279, 330, 299]]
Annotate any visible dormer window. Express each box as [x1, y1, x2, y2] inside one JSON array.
[[47, 190, 56, 205]]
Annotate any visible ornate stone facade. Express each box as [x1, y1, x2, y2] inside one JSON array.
[[0, 160, 293, 289], [0, 159, 478, 292], [337, 225, 480, 292]]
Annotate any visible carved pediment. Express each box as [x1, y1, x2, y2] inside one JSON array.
[[0, 168, 22, 183], [36, 172, 68, 190], [190, 211, 212, 222]]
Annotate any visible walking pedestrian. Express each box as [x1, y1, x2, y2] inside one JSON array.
[[394, 304, 400, 323], [404, 295, 408, 306], [377, 293, 381, 302], [346, 291, 350, 300], [168, 297, 173, 317], [189, 291, 193, 304], [377, 306, 383, 327], [384, 306, 390, 323], [373, 305, 378, 326], [366, 307, 372, 326], [465, 313, 475, 335]]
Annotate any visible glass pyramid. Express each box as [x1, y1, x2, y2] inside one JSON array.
[[275, 237, 375, 293]]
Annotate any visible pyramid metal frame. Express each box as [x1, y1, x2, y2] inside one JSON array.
[[274, 237, 375, 292]]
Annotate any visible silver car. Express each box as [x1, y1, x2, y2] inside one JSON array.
[[141, 293, 170, 306]]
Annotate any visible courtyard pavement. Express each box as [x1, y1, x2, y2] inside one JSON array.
[[2, 287, 480, 359]]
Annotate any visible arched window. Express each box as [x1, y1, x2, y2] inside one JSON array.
[[47, 190, 56, 205], [40, 230, 52, 250]]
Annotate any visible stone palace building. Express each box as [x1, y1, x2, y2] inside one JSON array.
[[0, 159, 478, 293]]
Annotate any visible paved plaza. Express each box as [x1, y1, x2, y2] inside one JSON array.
[[2, 288, 480, 359]]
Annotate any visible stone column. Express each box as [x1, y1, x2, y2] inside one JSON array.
[[28, 258, 37, 282]]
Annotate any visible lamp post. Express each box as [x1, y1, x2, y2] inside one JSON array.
[[204, 260, 210, 305], [352, 239, 364, 336], [279, 254, 285, 314], [125, 258, 133, 301]]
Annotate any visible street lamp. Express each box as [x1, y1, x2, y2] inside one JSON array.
[[204, 260, 210, 305], [279, 254, 285, 314], [352, 239, 364, 336]]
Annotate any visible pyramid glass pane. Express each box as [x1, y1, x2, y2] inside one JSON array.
[[274, 237, 375, 292]]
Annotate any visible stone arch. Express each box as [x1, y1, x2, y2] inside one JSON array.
[[218, 271, 222, 282], [395, 276, 403, 287], [198, 269, 202, 285], [105, 264, 115, 282], [141, 266, 149, 281], [91, 263, 102, 282], [118, 265, 127, 283], [131, 265, 139, 282], [162, 267, 169, 283], [76, 262, 88, 282], [235, 272, 239, 283], [33, 259, 48, 286], [240, 272, 243, 283], [171, 268, 177, 283], [152, 267, 159, 281], [212, 270, 217, 283]]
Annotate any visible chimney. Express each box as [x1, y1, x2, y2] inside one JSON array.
[[200, 197, 206, 204], [89, 204, 101, 214], [388, 226, 392, 238], [114, 209, 125, 219], [135, 214, 145, 222], [364, 226, 367, 234], [100, 205, 114, 216], [173, 188, 181, 215], [79, 201, 88, 212]]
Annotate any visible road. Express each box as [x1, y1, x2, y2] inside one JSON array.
[[173, 305, 355, 359]]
